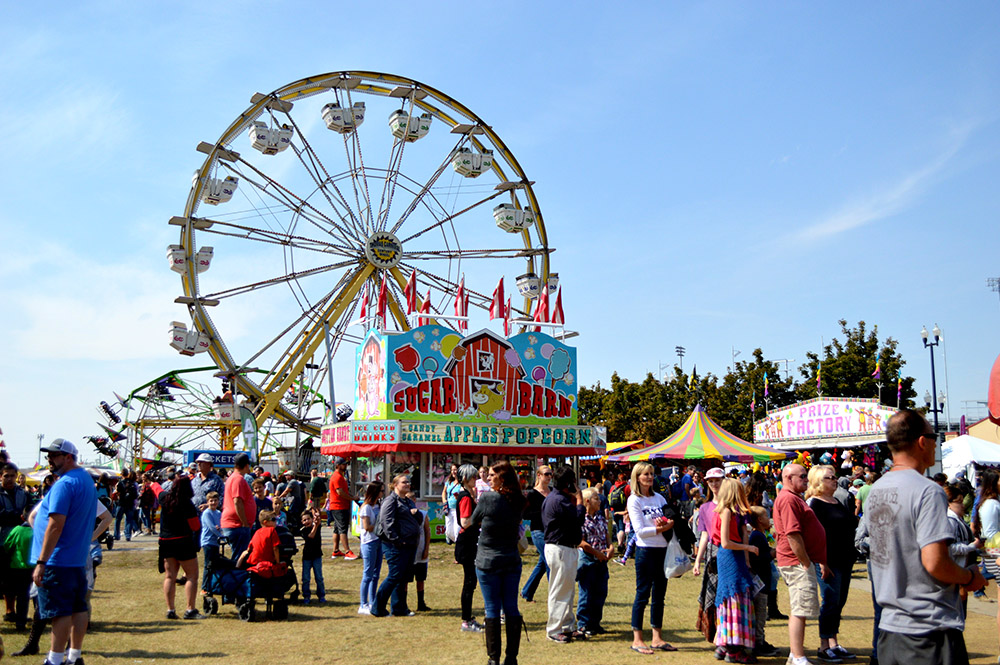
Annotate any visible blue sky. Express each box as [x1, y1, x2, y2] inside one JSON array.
[[2, 2, 999, 466]]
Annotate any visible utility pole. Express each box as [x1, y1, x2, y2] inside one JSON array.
[[658, 362, 672, 382], [988, 277, 1000, 310], [675, 346, 686, 372], [771, 359, 796, 382], [731, 346, 741, 372]]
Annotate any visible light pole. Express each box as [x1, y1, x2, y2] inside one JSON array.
[[675, 346, 686, 372], [921, 325, 943, 438]]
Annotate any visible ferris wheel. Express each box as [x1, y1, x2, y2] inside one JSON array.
[[168, 71, 557, 438]]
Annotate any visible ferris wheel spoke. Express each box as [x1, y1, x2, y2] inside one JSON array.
[[342, 88, 375, 235], [403, 247, 551, 261], [200, 259, 360, 301], [275, 108, 368, 242], [387, 134, 471, 236], [224, 157, 363, 249], [398, 189, 505, 245], [197, 220, 358, 257]]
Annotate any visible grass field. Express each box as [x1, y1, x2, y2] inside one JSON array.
[[1, 537, 997, 665]]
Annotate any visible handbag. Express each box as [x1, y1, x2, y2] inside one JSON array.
[[517, 522, 529, 554], [664, 535, 692, 578]]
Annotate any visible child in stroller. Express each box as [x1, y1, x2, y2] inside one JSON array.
[[232, 510, 299, 621]]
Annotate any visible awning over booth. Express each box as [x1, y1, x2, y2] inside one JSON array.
[[606, 405, 796, 464], [942, 434, 1000, 477]]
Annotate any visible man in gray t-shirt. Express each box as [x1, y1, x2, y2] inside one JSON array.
[[863, 409, 986, 665]]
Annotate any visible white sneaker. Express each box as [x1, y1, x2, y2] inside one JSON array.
[[358, 605, 371, 615], [786, 656, 814, 665]]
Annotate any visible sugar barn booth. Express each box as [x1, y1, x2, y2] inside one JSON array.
[[321, 324, 603, 540]]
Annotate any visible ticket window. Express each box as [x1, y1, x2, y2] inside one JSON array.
[[389, 452, 422, 497]]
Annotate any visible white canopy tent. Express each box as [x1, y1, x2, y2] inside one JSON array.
[[941, 434, 1000, 481]]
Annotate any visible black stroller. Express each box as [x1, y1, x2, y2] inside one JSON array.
[[202, 526, 300, 621]]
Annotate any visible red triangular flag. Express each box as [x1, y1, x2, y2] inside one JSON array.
[[551, 286, 564, 325], [404, 268, 417, 314], [533, 284, 549, 324], [463, 291, 470, 331], [377, 273, 388, 327], [418, 288, 431, 326], [455, 277, 466, 330], [503, 296, 511, 336], [360, 282, 369, 323], [489, 277, 505, 320]]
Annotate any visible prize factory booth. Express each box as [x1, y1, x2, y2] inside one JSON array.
[[321, 324, 602, 539]]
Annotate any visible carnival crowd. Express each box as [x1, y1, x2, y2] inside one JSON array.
[[1, 409, 999, 665]]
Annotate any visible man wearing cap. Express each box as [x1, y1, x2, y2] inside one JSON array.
[[328, 457, 357, 560], [191, 453, 224, 513], [308, 469, 327, 513], [221, 453, 254, 558], [30, 439, 97, 665]]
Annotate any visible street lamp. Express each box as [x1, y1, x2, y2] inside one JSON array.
[[920, 324, 943, 439]]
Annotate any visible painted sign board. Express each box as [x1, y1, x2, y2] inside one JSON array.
[[754, 397, 897, 446], [184, 448, 256, 468], [354, 325, 578, 426]]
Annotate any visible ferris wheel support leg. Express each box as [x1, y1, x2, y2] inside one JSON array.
[[255, 264, 376, 429]]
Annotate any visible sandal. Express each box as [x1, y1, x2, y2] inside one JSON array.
[[650, 643, 678, 651], [630, 645, 655, 655]]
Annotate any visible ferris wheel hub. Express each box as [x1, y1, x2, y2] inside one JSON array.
[[364, 231, 403, 269]]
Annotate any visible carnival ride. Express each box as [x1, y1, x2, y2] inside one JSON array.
[[158, 71, 558, 461]]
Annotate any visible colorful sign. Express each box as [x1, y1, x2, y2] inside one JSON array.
[[753, 397, 897, 445], [354, 325, 578, 425], [184, 448, 255, 468], [321, 419, 593, 451]]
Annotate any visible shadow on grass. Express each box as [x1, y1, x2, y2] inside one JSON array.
[[90, 620, 180, 635], [90, 649, 227, 659]]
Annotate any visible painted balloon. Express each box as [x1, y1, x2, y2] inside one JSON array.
[[540, 343, 554, 359], [394, 344, 420, 373], [422, 356, 439, 378], [389, 381, 410, 401], [531, 366, 546, 382], [505, 348, 521, 368], [440, 335, 460, 359]]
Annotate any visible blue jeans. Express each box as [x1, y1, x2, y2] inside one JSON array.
[[520, 530, 548, 600], [360, 540, 383, 608], [302, 557, 325, 601], [113, 506, 137, 540], [477, 564, 522, 619], [577, 555, 609, 631], [631, 546, 667, 631], [222, 527, 251, 560], [374, 541, 415, 616], [867, 560, 882, 658], [815, 563, 851, 638]]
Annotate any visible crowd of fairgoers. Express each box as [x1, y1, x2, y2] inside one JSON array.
[[1, 411, 999, 665]]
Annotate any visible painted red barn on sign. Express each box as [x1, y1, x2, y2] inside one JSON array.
[[444, 330, 525, 416]]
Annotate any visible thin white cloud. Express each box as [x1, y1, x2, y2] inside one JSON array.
[[788, 123, 975, 246]]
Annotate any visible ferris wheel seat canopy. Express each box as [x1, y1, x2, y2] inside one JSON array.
[[196, 174, 238, 205], [248, 121, 293, 155], [212, 402, 238, 420], [516, 272, 540, 298], [166, 246, 213, 274], [321, 102, 366, 134], [493, 203, 535, 233], [168, 321, 211, 356], [388, 109, 432, 142], [451, 148, 494, 178]]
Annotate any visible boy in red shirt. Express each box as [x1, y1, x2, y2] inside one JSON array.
[[246, 510, 281, 568]]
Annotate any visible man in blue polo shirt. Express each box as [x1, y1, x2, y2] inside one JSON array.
[[30, 439, 97, 665]]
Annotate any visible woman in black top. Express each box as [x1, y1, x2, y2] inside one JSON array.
[[805, 465, 857, 662], [454, 464, 483, 632], [372, 473, 422, 617], [520, 464, 551, 602], [471, 461, 526, 665], [158, 475, 203, 619]]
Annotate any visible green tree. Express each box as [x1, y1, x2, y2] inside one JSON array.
[[794, 320, 916, 408], [707, 349, 795, 441]]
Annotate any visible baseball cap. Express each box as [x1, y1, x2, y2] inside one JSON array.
[[195, 453, 214, 464], [852, 479, 864, 487], [333, 456, 347, 467], [42, 438, 79, 457], [705, 467, 725, 479], [284, 470, 295, 477]]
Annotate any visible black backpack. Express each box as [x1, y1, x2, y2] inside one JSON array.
[[609, 484, 628, 512]]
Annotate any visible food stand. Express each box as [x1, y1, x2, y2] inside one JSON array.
[[321, 324, 601, 539]]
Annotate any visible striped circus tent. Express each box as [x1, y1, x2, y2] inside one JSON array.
[[605, 404, 796, 464]]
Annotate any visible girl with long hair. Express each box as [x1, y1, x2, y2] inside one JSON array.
[[442, 463, 460, 544], [157, 475, 203, 619], [694, 468, 726, 642], [627, 462, 676, 654], [712, 478, 757, 663], [454, 464, 483, 632], [358, 481, 384, 614], [471, 460, 526, 665]]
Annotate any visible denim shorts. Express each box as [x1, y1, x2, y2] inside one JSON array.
[[37, 565, 89, 619]]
